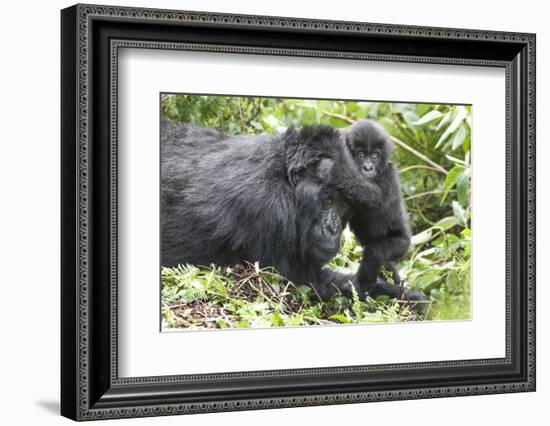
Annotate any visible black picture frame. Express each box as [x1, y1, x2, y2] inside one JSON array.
[[61, 3, 536, 421]]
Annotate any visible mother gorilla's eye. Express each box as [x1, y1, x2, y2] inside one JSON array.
[[323, 195, 334, 208]]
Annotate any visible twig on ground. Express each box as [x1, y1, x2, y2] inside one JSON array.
[[166, 302, 191, 310]]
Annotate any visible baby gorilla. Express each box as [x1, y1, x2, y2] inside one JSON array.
[[344, 119, 426, 302]]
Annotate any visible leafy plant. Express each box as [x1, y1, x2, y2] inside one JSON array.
[[162, 260, 418, 330]]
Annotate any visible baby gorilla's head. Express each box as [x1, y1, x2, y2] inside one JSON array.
[[343, 119, 394, 178]]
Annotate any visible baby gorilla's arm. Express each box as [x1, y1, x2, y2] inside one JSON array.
[[330, 148, 382, 209]]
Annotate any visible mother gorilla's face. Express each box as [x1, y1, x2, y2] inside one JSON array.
[[295, 177, 349, 266]]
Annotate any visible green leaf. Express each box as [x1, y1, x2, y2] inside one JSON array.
[[216, 319, 229, 329], [436, 110, 453, 131], [262, 114, 282, 130], [411, 229, 433, 246], [435, 216, 459, 230], [435, 106, 468, 149], [440, 165, 463, 204], [284, 314, 304, 326], [451, 124, 467, 150], [402, 110, 420, 126], [411, 110, 443, 126], [445, 271, 460, 291], [375, 295, 391, 304], [350, 286, 363, 321], [251, 316, 273, 328], [271, 312, 285, 327], [457, 168, 471, 207], [452, 201, 467, 226], [250, 120, 263, 130], [328, 313, 351, 324], [417, 269, 443, 291], [234, 321, 250, 328]]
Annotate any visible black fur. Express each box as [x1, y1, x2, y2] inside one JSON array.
[[161, 120, 373, 291], [344, 119, 426, 302]]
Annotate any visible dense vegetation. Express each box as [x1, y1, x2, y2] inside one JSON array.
[[161, 95, 472, 329]]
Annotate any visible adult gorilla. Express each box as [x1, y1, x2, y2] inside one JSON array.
[[160, 120, 381, 292]]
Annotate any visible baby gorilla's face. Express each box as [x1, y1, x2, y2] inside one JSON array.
[[344, 119, 394, 178], [353, 144, 383, 178]]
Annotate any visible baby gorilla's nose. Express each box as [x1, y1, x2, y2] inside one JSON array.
[[363, 163, 374, 172]]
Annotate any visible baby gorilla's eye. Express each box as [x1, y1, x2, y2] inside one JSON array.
[[357, 151, 365, 160], [370, 151, 381, 160], [324, 196, 334, 208]]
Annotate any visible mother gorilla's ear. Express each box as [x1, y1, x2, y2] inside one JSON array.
[[284, 127, 307, 187], [284, 127, 333, 187], [284, 125, 344, 188], [287, 155, 335, 189]]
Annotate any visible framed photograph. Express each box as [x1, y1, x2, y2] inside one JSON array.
[[61, 4, 536, 421]]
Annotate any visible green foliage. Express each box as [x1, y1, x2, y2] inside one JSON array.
[[161, 95, 472, 328], [162, 262, 417, 329]]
